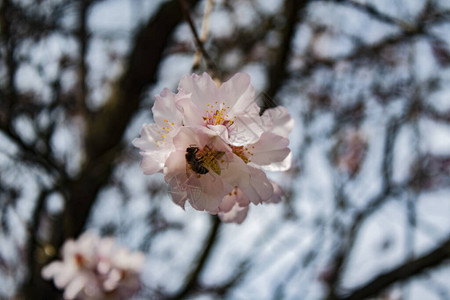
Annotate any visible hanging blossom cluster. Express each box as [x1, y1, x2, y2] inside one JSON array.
[[42, 232, 145, 300], [133, 73, 293, 223]]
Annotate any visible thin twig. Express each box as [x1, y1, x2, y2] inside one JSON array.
[[179, 0, 219, 78], [192, 0, 214, 71]]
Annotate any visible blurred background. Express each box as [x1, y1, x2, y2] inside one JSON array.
[[1, 0, 450, 299]]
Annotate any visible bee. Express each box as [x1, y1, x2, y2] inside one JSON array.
[[185, 146, 209, 175]]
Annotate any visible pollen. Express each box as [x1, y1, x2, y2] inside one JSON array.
[[202, 100, 236, 128], [231, 145, 250, 164]]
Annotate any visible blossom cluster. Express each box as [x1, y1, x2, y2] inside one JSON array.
[[133, 73, 293, 223], [42, 232, 145, 300]]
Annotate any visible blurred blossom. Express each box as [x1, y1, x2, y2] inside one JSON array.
[[133, 73, 293, 223], [42, 232, 145, 300], [332, 128, 368, 177]]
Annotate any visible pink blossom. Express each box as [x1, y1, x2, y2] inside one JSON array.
[[177, 72, 265, 145], [165, 126, 250, 213], [132, 89, 187, 175], [42, 232, 145, 300], [133, 72, 294, 223]]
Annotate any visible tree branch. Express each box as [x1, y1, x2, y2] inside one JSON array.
[[169, 216, 221, 300], [179, 0, 219, 78], [261, 0, 309, 112], [336, 235, 450, 300]]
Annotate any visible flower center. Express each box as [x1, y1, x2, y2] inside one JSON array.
[[74, 253, 86, 267], [203, 101, 236, 127]]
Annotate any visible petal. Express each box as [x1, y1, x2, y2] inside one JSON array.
[[164, 150, 190, 209], [219, 187, 250, 212], [178, 73, 219, 112], [261, 106, 294, 138], [249, 132, 291, 167], [228, 114, 265, 145], [261, 152, 292, 172], [167, 176, 188, 209], [152, 88, 184, 126], [176, 97, 204, 127], [64, 273, 89, 300], [186, 173, 227, 213], [172, 127, 213, 151], [163, 150, 187, 182], [219, 153, 250, 187], [218, 203, 249, 224], [132, 124, 166, 152], [53, 264, 77, 288], [264, 180, 284, 203], [240, 166, 274, 204], [139, 150, 169, 175], [219, 193, 237, 213], [61, 239, 76, 258], [41, 261, 63, 280], [218, 73, 255, 112], [206, 125, 229, 142]]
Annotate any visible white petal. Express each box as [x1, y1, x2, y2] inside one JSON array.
[[206, 125, 229, 142], [41, 261, 63, 280], [63, 273, 87, 300], [132, 124, 164, 152], [250, 132, 291, 167], [179, 73, 219, 112], [218, 73, 255, 112], [172, 127, 213, 151], [240, 166, 273, 204], [53, 264, 77, 288], [219, 153, 250, 187], [167, 176, 189, 209], [264, 181, 284, 203], [152, 88, 184, 126], [187, 173, 227, 213], [219, 193, 236, 213], [219, 188, 250, 213], [176, 97, 204, 127], [228, 114, 265, 145], [163, 150, 187, 182], [261, 152, 292, 172], [261, 106, 294, 138], [139, 150, 169, 175], [164, 150, 190, 209], [218, 203, 249, 224]]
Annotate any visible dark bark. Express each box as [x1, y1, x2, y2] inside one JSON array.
[[21, 1, 199, 299]]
